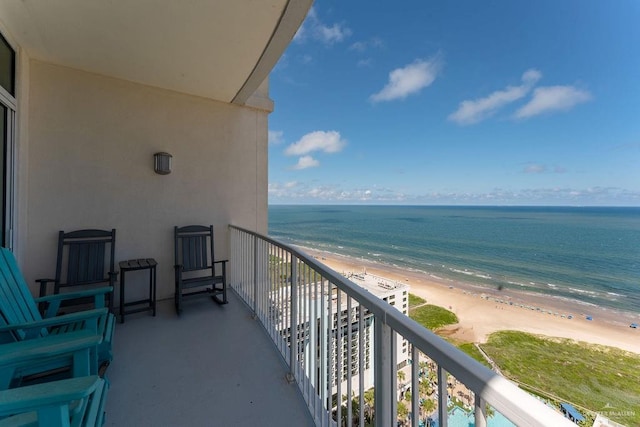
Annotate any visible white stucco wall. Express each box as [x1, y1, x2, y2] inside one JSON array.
[[21, 60, 269, 301]]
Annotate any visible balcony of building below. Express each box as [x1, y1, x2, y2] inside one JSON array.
[[103, 291, 315, 426]]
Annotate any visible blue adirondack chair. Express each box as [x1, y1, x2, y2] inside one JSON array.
[[0, 329, 103, 390], [0, 375, 108, 427], [0, 247, 114, 378]]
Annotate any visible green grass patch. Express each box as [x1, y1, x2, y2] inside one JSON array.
[[457, 343, 492, 369], [408, 293, 426, 309], [481, 331, 640, 426], [409, 304, 458, 330]]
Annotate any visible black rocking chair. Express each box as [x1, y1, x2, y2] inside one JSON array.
[[174, 225, 228, 314], [38, 229, 117, 313]]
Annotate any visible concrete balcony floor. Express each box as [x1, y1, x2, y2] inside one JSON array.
[[104, 291, 315, 426]]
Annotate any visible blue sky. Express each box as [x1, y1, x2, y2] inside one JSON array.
[[267, 1, 640, 206]]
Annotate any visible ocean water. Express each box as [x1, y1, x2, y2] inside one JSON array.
[[268, 205, 640, 315]]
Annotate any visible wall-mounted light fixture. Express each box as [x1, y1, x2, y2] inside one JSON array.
[[154, 152, 172, 175]]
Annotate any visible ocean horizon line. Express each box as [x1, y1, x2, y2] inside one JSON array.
[[268, 203, 640, 209]]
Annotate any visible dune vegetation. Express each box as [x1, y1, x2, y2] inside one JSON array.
[[481, 331, 640, 426]]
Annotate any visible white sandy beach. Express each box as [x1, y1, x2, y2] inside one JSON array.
[[301, 247, 640, 355]]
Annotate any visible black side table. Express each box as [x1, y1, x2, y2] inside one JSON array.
[[119, 258, 157, 323]]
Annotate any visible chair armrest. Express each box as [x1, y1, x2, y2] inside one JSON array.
[[213, 260, 227, 277], [174, 265, 184, 282], [0, 375, 101, 416], [35, 287, 113, 316], [0, 308, 108, 336], [35, 286, 113, 303], [36, 278, 56, 298], [0, 330, 103, 367]]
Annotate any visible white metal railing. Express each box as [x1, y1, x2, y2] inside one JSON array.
[[229, 225, 575, 427]]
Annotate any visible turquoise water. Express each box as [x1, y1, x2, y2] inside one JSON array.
[[268, 205, 640, 315], [425, 407, 516, 427], [426, 407, 516, 427]]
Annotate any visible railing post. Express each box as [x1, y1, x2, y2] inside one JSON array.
[[346, 297, 353, 427], [438, 366, 448, 427], [358, 305, 365, 427], [411, 346, 419, 427], [475, 394, 487, 427], [320, 275, 328, 425], [252, 234, 258, 317], [374, 315, 392, 427], [336, 290, 342, 427], [288, 255, 298, 382], [391, 331, 398, 425]]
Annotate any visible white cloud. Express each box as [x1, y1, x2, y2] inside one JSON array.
[[521, 69, 542, 85], [268, 182, 408, 202], [292, 156, 320, 170], [349, 37, 384, 52], [269, 182, 301, 197], [522, 163, 568, 174], [294, 7, 351, 46], [268, 181, 640, 205], [285, 131, 347, 156], [448, 69, 541, 125], [293, 18, 307, 42], [370, 57, 442, 102], [515, 85, 591, 119], [370, 38, 384, 49], [523, 164, 546, 174], [350, 41, 367, 52], [308, 186, 337, 198], [299, 54, 313, 64], [268, 130, 284, 145], [316, 23, 351, 44]]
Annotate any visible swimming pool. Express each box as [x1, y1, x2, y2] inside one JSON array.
[[427, 406, 517, 427]]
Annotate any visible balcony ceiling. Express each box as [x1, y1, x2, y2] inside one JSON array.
[[0, 0, 312, 104]]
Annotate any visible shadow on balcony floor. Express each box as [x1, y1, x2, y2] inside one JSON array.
[[104, 291, 314, 426]]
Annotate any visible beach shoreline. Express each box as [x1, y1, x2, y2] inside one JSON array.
[[297, 245, 640, 355]]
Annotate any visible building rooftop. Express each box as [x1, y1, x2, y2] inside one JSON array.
[[343, 271, 410, 298]]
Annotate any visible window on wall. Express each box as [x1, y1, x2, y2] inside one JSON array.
[[0, 31, 15, 249], [0, 34, 15, 96]]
